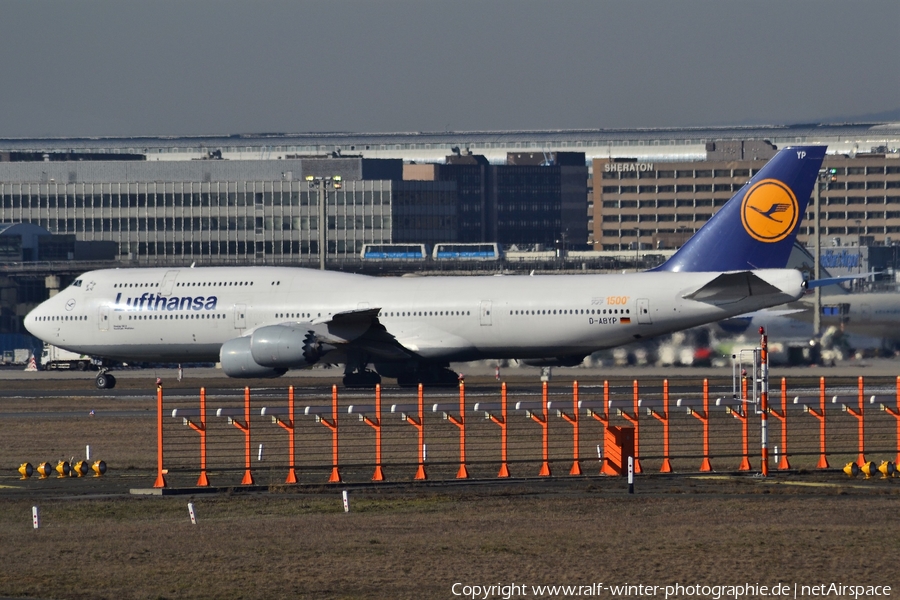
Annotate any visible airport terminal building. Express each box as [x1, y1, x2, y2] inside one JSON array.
[[2, 123, 899, 258], [1, 123, 900, 340], [0, 152, 587, 264], [0, 158, 455, 264], [590, 141, 900, 250]]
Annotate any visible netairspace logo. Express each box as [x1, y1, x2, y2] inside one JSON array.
[[450, 582, 892, 599]]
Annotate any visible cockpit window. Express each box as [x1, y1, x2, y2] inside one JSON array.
[[72, 280, 82, 288]]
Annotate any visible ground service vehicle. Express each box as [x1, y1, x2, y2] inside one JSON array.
[[40, 344, 94, 371]]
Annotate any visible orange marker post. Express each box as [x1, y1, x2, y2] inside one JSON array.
[[768, 378, 791, 470], [319, 385, 341, 483], [183, 387, 210, 487], [759, 328, 769, 477], [403, 384, 427, 480], [361, 384, 385, 481], [269, 386, 298, 484], [648, 379, 672, 473], [443, 382, 468, 479], [809, 377, 830, 469], [592, 381, 614, 475], [558, 381, 582, 476], [887, 377, 900, 465], [229, 387, 254, 485], [488, 383, 511, 478], [619, 380, 642, 473], [731, 377, 752, 471], [153, 384, 167, 488], [687, 379, 713, 472], [527, 381, 552, 477], [846, 377, 867, 467]]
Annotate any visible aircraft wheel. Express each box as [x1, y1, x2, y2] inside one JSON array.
[[96, 373, 117, 390], [342, 370, 381, 388]]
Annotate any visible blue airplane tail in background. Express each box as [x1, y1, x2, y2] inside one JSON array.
[[657, 145, 826, 272]]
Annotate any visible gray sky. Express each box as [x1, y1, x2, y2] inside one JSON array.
[[2, 0, 898, 138]]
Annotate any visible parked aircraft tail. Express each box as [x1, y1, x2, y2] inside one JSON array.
[[657, 145, 826, 272]]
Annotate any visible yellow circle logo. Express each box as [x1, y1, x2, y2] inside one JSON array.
[[740, 179, 799, 243]]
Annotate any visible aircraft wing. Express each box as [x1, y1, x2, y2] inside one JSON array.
[[249, 307, 412, 368], [310, 308, 475, 360], [309, 308, 413, 361], [388, 324, 477, 359]]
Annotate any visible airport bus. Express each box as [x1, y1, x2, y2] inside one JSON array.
[[432, 243, 501, 260], [360, 244, 428, 260]]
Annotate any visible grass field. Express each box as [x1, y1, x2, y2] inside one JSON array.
[[3, 479, 900, 600]]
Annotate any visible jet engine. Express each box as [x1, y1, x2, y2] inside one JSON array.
[[220, 336, 287, 378], [249, 324, 337, 369]]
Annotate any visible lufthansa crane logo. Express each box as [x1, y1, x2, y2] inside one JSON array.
[[740, 179, 799, 243]]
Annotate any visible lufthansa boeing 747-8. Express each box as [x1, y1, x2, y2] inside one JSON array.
[[26, 146, 827, 389]]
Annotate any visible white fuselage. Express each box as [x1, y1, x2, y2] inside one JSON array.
[[792, 291, 900, 341], [26, 266, 804, 366]]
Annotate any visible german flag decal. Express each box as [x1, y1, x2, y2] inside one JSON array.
[[620, 317, 631, 324]]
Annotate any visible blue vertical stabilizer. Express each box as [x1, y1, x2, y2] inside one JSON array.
[[656, 145, 826, 272]]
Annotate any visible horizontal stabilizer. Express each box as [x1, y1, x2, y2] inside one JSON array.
[[683, 271, 784, 305], [806, 272, 879, 289]]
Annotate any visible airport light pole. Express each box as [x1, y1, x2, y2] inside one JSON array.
[[855, 219, 863, 279], [306, 175, 342, 270], [634, 227, 640, 268], [812, 168, 829, 337]]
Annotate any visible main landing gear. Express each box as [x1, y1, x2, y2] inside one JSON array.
[[342, 350, 383, 388], [95, 368, 117, 390], [342, 369, 382, 388]]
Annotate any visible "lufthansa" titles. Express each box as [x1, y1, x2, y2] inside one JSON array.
[[113, 292, 218, 312]]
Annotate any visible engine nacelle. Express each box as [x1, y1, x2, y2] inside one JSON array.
[[220, 336, 287, 378], [249, 324, 336, 368]]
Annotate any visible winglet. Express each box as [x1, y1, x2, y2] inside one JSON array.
[[656, 146, 826, 272]]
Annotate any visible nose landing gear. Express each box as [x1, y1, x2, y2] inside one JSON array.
[[95, 369, 117, 390]]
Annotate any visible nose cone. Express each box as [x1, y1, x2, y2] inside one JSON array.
[[24, 307, 38, 337], [24, 303, 49, 341]]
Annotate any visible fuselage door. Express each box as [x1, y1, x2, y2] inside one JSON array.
[[160, 270, 180, 296], [99, 304, 109, 331], [637, 298, 652, 324], [480, 300, 492, 326], [234, 303, 247, 330]]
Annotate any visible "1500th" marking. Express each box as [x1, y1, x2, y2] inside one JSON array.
[[591, 296, 630, 306]]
